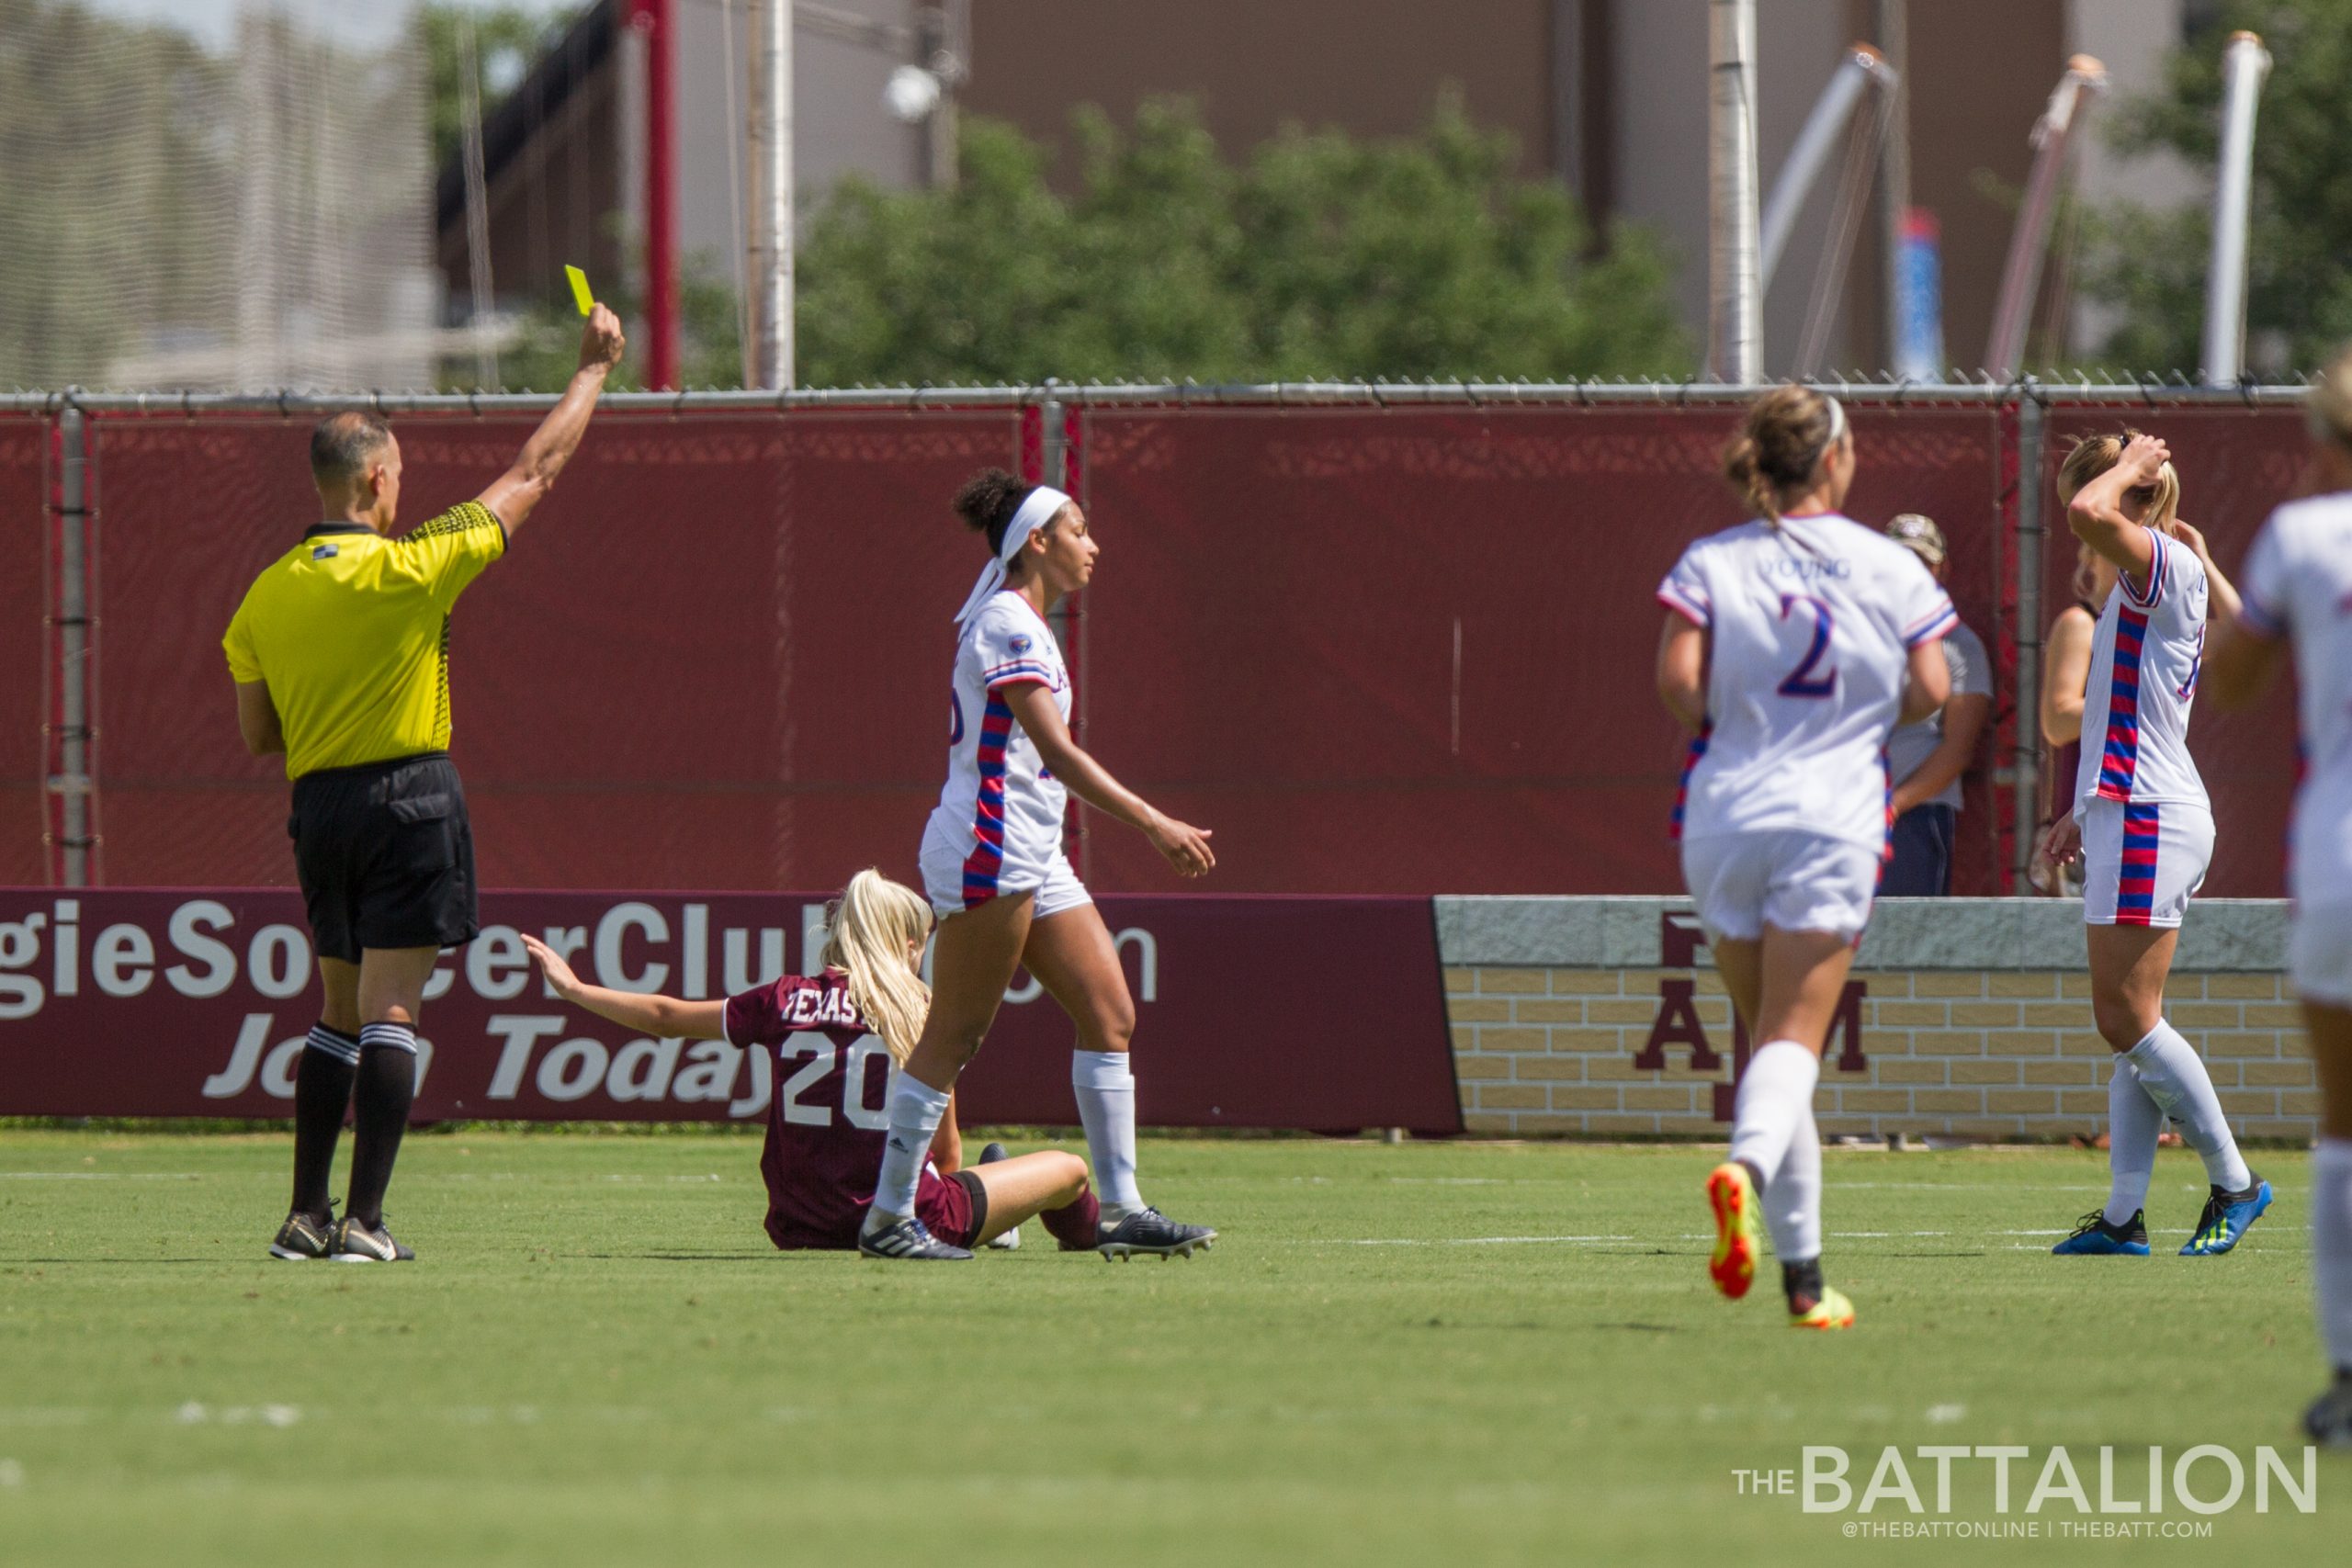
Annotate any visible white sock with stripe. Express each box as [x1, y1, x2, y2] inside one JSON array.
[[2104, 1055, 2163, 1226], [2126, 1021, 2253, 1192], [2316, 1140, 2352, 1374], [1072, 1050, 1144, 1217], [1760, 1105, 1822, 1263], [865, 1075, 951, 1233], [1725, 1041, 1820, 1192]]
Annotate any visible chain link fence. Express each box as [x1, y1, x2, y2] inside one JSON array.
[[1, 382, 2314, 898]]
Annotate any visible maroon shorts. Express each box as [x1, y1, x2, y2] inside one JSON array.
[[915, 1167, 988, 1249]]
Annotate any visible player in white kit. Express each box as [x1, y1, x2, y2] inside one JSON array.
[[2204, 344, 2352, 1442], [1657, 386, 1955, 1330], [2038, 433, 2271, 1260], [861, 468, 1219, 1261]]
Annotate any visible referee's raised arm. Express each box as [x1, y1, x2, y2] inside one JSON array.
[[475, 302, 627, 537]]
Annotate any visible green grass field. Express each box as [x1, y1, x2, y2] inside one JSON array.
[[0, 1129, 2341, 1566]]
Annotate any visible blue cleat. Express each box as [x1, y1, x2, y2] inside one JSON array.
[[2180, 1178, 2272, 1256], [2052, 1208, 2150, 1256]]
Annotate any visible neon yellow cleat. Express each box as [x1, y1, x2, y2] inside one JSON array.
[[1704, 1161, 1758, 1300], [1789, 1286, 1856, 1330]]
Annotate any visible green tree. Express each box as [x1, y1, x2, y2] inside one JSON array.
[[416, 3, 576, 173], [2086, 0, 2352, 375], [797, 96, 1690, 386], [0, 0, 231, 387]]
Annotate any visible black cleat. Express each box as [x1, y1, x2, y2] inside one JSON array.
[[331, 1215, 415, 1263], [268, 1210, 334, 1261], [858, 1214, 973, 1260], [1096, 1206, 1216, 1261], [2304, 1372, 2352, 1449]]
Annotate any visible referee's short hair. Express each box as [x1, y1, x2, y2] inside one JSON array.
[[311, 412, 395, 490]]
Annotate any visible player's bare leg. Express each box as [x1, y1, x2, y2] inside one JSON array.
[[1705, 927, 1853, 1326], [2303, 1002, 2352, 1445], [967, 1149, 1099, 1249], [1025, 904, 1216, 1260], [861, 894, 1032, 1259], [2082, 924, 2263, 1257], [329, 945, 438, 1261]]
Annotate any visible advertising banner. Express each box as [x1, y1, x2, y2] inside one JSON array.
[[0, 889, 1460, 1134]]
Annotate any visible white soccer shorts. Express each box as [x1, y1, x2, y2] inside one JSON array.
[[1679, 830, 1881, 945], [2290, 904, 2352, 1009], [919, 832, 1091, 923], [2078, 796, 2212, 929]]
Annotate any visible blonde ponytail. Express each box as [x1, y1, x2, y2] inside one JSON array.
[[820, 870, 934, 1065]]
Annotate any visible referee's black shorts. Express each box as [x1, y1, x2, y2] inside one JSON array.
[[288, 752, 479, 963]]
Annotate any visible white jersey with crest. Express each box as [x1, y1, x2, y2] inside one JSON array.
[[1657, 512, 1957, 852], [922, 590, 1071, 910], [2239, 491, 2352, 908], [2071, 525, 2210, 818]]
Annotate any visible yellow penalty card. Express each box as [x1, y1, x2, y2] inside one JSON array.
[[564, 265, 594, 316]]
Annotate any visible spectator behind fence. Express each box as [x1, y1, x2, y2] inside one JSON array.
[[1881, 514, 1992, 895]]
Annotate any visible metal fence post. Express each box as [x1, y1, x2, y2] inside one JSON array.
[[1039, 386, 1083, 875], [53, 398, 93, 887], [2010, 390, 2044, 893]]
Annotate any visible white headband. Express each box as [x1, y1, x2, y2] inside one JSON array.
[[1820, 393, 1848, 459], [953, 485, 1069, 625]]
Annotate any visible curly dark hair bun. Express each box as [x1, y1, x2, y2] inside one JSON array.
[[952, 468, 1030, 555]]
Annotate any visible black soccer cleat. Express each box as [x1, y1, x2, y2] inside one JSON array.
[[978, 1142, 1010, 1165], [1096, 1206, 1216, 1261], [331, 1215, 415, 1263], [858, 1214, 973, 1261], [2305, 1371, 2352, 1449], [268, 1209, 335, 1261]]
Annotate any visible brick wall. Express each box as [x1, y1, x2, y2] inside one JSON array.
[[1435, 898, 2312, 1141]]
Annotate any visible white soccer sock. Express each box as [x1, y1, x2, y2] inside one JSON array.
[[865, 1075, 951, 1232], [1725, 1041, 1821, 1190], [1760, 1105, 1822, 1263], [2103, 1055, 2163, 1227], [2316, 1140, 2352, 1373], [2126, 1021, 2253, 1192], [1072, 1050, 1143, 1214]]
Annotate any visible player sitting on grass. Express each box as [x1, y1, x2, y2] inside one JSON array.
[[519, 871, 1101, 1256]]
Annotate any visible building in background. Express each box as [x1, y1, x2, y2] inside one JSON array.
[[963, 0, 2205, 378]]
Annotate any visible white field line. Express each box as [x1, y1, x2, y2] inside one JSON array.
[[1316, 1225, 2215, 1247]]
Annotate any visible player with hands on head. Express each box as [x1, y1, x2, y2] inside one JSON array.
[[860, 468, 1217, 1262], [1657, 385, 1956, 1330], [2202, 341, 2352, 1443], [519, 872, 1102, 1256], [2038, 430, 2269, 1261]]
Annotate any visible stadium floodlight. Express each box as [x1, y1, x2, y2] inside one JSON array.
[[2202, 31, 2271, 386], [885, 63, 943, 124]]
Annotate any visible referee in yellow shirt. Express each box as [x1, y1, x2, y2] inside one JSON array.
[[224, 305, 625, 1263]]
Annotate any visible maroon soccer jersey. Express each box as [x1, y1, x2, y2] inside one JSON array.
[[723, 969, 903, 1249]]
